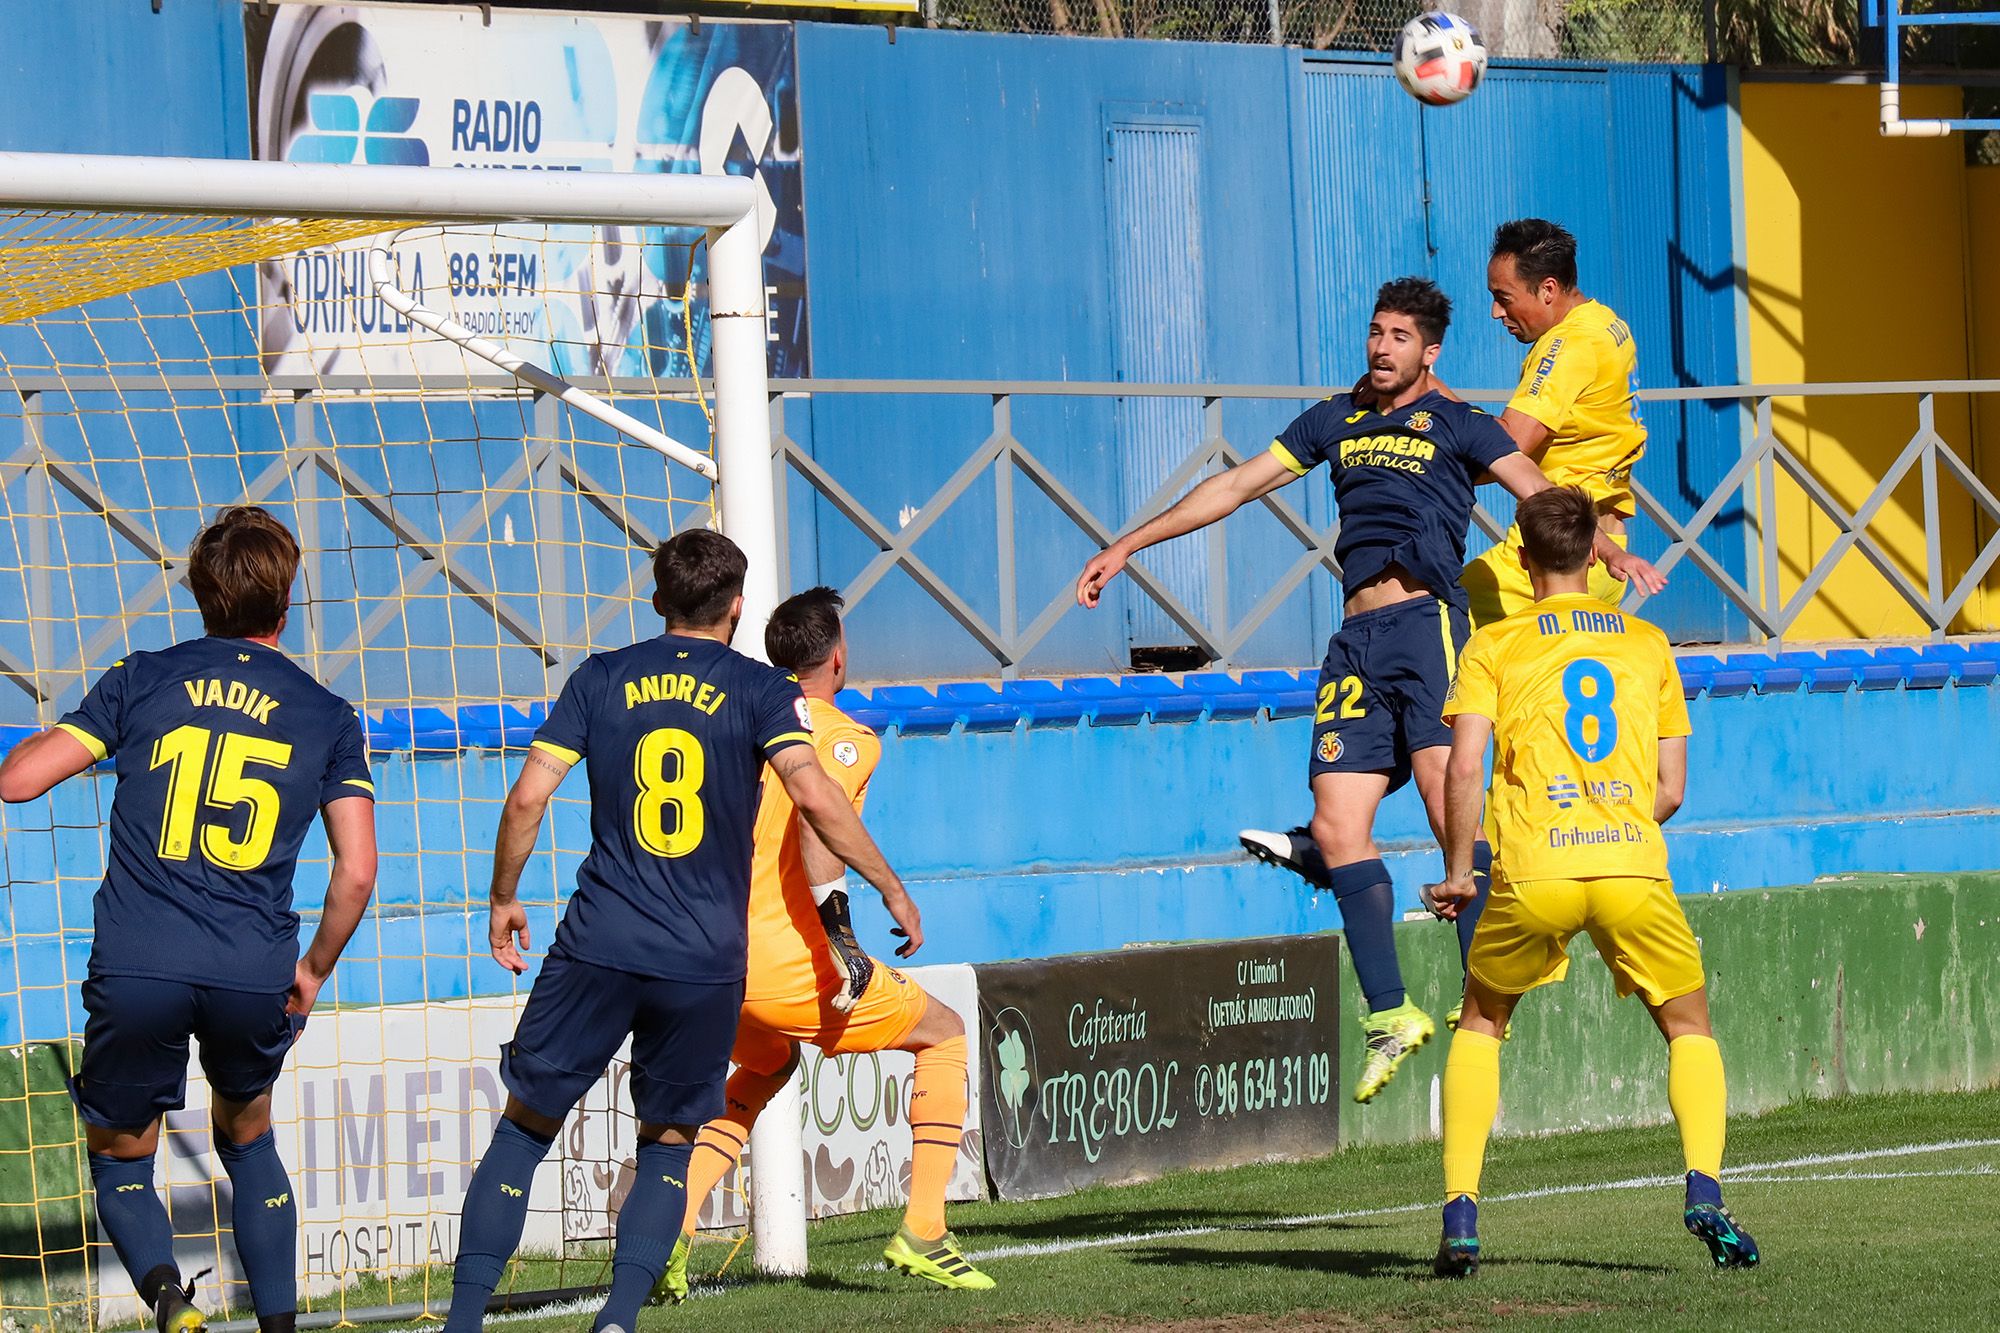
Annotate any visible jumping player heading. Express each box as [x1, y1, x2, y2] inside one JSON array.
[[1078, 278, 1579, 1103]]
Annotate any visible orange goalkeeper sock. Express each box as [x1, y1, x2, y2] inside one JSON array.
[[678, 1063, 792, 1235], [902, 1035, 968, 1241]]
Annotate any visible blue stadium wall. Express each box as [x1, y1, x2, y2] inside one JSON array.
[[789, 24, 1750, 677], [5, 678, 1996, 1042]]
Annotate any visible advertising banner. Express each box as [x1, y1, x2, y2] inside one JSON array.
[[99, 965, 978, 1321], [245, 4, 809, 378], [976, 935, 1341, 1200]]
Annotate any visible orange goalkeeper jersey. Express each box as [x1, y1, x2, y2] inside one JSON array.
[[744, 695, 882, 1002]]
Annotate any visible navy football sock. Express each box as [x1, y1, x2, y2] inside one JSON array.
[[1456, 842, 1495, 971], [1443, 1192, 1479, 1237], [215, 1130, 296, 1319], [596, 1139, 694, 1331], [89, 1152, 178, 1299], [444, 1116, 555, 1333], [1686, 1170, 1724, 1210], [1327, 859, 1406, 1013]]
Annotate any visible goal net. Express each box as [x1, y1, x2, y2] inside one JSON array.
[[0, 154, 777, 1327]]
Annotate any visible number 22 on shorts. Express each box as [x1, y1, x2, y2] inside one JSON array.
[[1316, 676, 1366, 723]]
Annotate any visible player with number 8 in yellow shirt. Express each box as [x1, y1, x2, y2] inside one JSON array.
[[441, 531, 915, 1333], [1427, 486, 1757, 1278]]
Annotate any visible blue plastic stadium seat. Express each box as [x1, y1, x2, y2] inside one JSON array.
[[1921, 644, 1999, 687], [833, 688, 894, 732], [1061, 677, 1148, 726], [1180, 672, 1263, 721], [381, 707, 464, 751], [995, 679, 1088, 728], [457, 702, 549, 750], [936, 682, 1021, 733], [1673, 655, 1711, 698], [1240, 668, 1316, 720], [1860, 646, 1950, 690], [363, 711, 412, 752], [1720, 653, 1805, 693], [1772, 649, 1858, 693], [1677, 654, 1750, 698], [1818, 648, 1901, 691], [869, 685, 957, 736], [1117, 675, 1207, 723]]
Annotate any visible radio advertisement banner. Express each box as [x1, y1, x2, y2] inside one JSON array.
[[977, 935, 1341, 1201], [245, 5, 809, 379]]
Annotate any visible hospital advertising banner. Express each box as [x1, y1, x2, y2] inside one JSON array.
[[246, 4, 809, 379]]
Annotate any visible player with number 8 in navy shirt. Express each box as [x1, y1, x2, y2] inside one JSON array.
[[0, 506, 379, 1333], [442, 529, 920, 1333]]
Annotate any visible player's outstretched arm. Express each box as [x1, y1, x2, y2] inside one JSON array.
[[798, 817, 878, 1011], [0, 728, 99, 803], [774, 746, 922, 957], [1426, 714, 1494, 920], [292, 795, 379, 1017], [1076, 450, 1295, 608], [1487, 451, 1554, 502], [1655, 735, 1688, 825], [1594, 523, 1666, 595], [487, 748, 571, 974]]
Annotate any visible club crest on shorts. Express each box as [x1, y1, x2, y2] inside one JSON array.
[[833, 739, 860, 767], [1406, 410, 1434, 433], [1316, 731, 1344, 763]]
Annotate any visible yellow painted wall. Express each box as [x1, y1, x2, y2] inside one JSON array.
[[1740, 82, 1992, 638], [1969, 168, 2000, 603]]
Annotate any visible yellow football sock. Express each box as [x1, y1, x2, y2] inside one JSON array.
[[678, 1064, 792, 1235], [1668, 1034, 1727, 1179], [1442, 1029, 1502, 1202], [902, 1035, 968, 1242]]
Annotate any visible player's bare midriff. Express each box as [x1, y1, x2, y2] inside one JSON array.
[[1345, 563, 1436, 616]]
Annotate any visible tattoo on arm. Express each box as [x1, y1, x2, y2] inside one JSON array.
[[772, 749, 814, 781], [527, 751, 567, 778]]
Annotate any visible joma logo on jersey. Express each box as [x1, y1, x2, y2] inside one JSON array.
[[114, 1182, 144, 1193], [264, 1192, 289, 1209], [499, 1183, 523, 1198], [290, 93, 429, 167]]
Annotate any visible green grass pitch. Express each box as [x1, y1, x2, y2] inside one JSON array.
[[349, 1087, 2000, 1331]]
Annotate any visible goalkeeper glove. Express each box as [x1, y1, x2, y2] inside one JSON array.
[[812, 876, 874, 1013]]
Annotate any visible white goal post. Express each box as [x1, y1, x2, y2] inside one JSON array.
[[0, 149, 810, 1285]]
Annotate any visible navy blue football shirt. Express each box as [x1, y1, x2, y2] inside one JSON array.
[[57, 637, 374, 992], [530, 633, 811, 985], [1271, 391, 1518, 611]]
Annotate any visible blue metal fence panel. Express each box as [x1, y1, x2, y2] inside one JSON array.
[[1106, 116, 1211, 648]]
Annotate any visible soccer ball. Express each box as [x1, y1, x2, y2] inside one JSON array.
[[1392, 11, 1488, 107]]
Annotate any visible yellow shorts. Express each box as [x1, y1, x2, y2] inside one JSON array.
[[730, 961, 930, 1074], [1462, 523, 1629, 630], [1467, 875, 1706, 1008]]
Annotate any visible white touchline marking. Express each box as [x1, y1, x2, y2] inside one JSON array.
[[966, 1137, 2000, 1263], [372, 1141, 2000, 1325]]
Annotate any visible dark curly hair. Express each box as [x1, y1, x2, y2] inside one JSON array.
[[1372, 276, 1452, 346]]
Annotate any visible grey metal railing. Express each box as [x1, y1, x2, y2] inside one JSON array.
[[766, 377, 2000, 665], [2, 373, 1996, 714]]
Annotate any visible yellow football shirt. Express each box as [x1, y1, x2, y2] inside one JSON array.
[[1443, 592, 1689, 882], [1508, 299, 1646, 515]]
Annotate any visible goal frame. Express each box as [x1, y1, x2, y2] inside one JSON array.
[[0, 149, 809, 1285]]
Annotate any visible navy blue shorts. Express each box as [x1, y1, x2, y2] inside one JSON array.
[[1309, 596, 1470, 792], [75, 976, 298, 1130], [501, 948, 744, 1129]]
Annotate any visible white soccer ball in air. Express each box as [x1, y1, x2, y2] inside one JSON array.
[[1393, 11, 1488, 107]]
